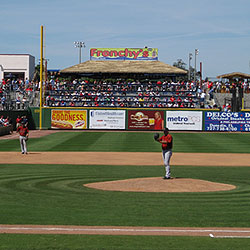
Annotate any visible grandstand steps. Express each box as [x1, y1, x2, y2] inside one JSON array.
[[214, 93, 232, 108], [29, 91, 40, 107], [214, 93, 250, 109], [243, 94, 250, 109]]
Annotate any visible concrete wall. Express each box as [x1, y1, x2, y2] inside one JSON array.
[[0, 125, 13, 136], [0, 54, 35, 80], [29, 55, 35, 80]]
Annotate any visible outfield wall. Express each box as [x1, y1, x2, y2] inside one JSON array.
[[0, 125, 13, 135], [29, 107, 250, 132]]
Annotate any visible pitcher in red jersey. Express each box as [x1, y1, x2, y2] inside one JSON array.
[[156, 128, 173, 179]]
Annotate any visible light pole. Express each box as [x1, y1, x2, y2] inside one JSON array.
[[194, 48, 199, 82], [74, 41, 85, 64], [188, 53, 192, 81]]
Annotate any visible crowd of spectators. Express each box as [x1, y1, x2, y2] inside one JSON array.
[[0, 115, 12, 127], [1, 77, 250, 110], [0, 115, 28, 135], [0, 115, 13, 135], [211, 81, 250, 94], [44, 79, 208, 108], [16, 115, 28, 128], [0, 78, 38, 110]]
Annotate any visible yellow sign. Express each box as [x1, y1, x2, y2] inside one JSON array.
[[51, 110, 87, 129]]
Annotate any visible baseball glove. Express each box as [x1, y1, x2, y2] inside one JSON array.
[[25, 137, 28, 141], [154, 133, 159, 141]]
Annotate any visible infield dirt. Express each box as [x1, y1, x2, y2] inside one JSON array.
[[1, 151, 250, 166]]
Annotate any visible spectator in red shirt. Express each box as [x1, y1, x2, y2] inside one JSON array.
[[170, 96, 175, 103], [16, 116, 22, 129], [177, 97, 182, 104]]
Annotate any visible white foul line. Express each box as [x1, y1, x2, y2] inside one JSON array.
[[1, 226, 250, 234], [210, 234, 250, 239]]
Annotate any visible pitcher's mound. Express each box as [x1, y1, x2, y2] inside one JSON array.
[[84, 177, 236, 193]]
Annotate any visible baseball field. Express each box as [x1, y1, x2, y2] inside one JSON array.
[[0, 130, 250, 249]]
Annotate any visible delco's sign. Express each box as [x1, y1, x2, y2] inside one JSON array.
[[204, 112, 250, 131], [90, 48, 158, 61]]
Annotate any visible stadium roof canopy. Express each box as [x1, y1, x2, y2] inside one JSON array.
[[217, 72, 250, 79], [60, 60, 187, 75]]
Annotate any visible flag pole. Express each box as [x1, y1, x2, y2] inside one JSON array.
[[39, 25, 43, 129]]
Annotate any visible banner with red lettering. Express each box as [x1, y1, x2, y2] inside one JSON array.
[[90, 48, 158, 61], [51, 110, 87, 129]]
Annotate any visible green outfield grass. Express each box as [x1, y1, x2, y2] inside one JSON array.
[[1, 131, 250, 153], [0, 234, 249, 250], [0, 164, 250, 227], [1, 131, 250, 249]]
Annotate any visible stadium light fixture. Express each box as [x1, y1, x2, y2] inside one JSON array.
[[188, 53, 193, 81], [74, 41, 86, 64], [194, 49, 199, 82]]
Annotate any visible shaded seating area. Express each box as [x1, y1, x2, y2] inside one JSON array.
[[44, 80, 201, 108]]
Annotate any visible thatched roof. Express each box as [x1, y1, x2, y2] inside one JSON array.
[[217, 72, 250, 79], [60, 60, 187, 74]]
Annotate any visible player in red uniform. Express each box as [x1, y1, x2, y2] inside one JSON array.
[[16, 116, 22, 129], [156, 128, 173, 179], [16, 122, 29, 154]]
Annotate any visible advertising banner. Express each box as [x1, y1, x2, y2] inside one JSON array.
[[90, 48, 158, 61], [89, 110, 126, 129], [51, 110, 87, 129], [205, 112, 250, 131], [128, 110, 164, 130], [166, 111, 202, 130]]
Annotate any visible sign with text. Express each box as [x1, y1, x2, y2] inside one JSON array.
[[51, 110, 87, 129], [89, 110, 126, 129], [90, 48, 158, 61], [166, 111, 202, 130], [205, 112, 250, 131], [128, 110, 164, 130]]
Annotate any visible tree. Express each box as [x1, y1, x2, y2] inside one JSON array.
[[173, 59, 187, 70], [173, 59, 201, 82], [32, 64, 40, 82], [172, 59, 188, 81]]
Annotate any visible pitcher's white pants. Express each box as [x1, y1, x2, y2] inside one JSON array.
[[19, 136, 27, 154], [162, 149, 172, 178]]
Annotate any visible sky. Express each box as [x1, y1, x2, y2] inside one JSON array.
[[0, 0, 250, 78]]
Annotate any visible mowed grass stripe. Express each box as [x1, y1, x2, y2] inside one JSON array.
[[1, 131, 250, 153], [0, 164, 250, 227], [0, 132, 79, 152], [49, 132, 105, 151], [172, 133, 249, 153], [31, 132, 82, 151], [1, 234, 250, 250]]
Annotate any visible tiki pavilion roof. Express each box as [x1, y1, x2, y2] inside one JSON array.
[[217, 72, 250, 79], [60, 60, 187, 75]]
